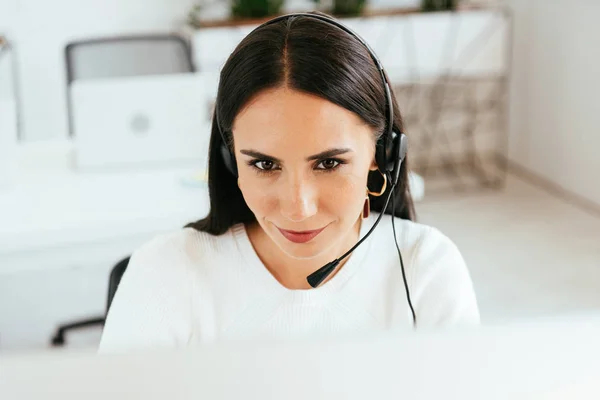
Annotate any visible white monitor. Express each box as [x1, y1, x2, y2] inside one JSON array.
[[71, 73, 217, 170], [2, 316, 600, 399]]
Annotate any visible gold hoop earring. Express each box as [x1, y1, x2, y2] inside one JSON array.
[[367, 171, 387, 197], [362, 190, 370, 219]]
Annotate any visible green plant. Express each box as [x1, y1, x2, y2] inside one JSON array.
[[231, 0, 285, 19], [312, 0, 367, 17], [332, 0, 366, 16], [421, 0, 458, 12]]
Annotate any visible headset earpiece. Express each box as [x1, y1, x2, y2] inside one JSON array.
[[375, 130, 407, 188], [393, 133, 407, 184], [386, 130, 398, 172], [375, 134, 391, 175], [398, 132, 407, 164], [376, 130, 407, 183], [220, 141, 238, 176]]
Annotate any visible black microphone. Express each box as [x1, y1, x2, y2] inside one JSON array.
[[306, 178, 397, 288]]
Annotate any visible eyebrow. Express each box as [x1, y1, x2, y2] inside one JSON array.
[[239, 148, 353, 163]]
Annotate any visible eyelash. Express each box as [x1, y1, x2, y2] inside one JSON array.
[[246, 158, 346, 175]]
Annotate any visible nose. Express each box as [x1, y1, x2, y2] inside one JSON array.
[[279, 174, 318, 223]]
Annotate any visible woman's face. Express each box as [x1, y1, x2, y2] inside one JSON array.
[[233, 87, 377, 260]]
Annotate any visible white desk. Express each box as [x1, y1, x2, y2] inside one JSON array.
[[0, 141, 210, 273]]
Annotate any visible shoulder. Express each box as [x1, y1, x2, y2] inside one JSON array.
[[401, 220, 463, 265], [99, 227, 240, 352], [369, 214, 456, 259], [406, 222, 467, 283], [373, 215, 468, 287], [131, 226, 236, 267], [368, 213, 479, 326], [366, 214, 465, 286], [409, 222, 480, 326], [120, 226, 242, 288]]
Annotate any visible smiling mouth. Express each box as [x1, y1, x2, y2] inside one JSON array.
[[276, 226, 327, 244]]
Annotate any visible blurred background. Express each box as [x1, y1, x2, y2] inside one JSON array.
[[0, 0, 599, 354]]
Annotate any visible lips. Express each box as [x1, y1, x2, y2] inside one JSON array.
[[276, 226, 327, 244]]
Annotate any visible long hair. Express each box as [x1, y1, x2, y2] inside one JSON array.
[[188, 13, 416, 235]]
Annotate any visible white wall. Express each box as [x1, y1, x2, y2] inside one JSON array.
[[507, 0, 600, 205]]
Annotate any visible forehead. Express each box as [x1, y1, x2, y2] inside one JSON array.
[[232, 87, 374, 151]]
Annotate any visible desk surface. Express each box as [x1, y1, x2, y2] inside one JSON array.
[[0, 141, 209, 255]]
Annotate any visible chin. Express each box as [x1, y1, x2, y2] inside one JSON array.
[[275, 241, 332, 260]]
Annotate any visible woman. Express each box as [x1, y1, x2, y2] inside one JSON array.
[[99, 12, 479, 352]]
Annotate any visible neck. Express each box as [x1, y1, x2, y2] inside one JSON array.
[[246, 218, 362, 290]]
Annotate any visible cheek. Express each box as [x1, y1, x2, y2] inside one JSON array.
[[238, 173, 276, 217], [321, 173, 367, 215]]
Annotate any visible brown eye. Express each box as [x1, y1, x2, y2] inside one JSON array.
[[255, 160, 275, 170], [316, 159, 340, 170]]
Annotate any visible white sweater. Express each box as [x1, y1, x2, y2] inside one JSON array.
[[99, 213, 479, 352]]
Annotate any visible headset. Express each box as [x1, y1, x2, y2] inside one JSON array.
[[215, 13, 416, 326]]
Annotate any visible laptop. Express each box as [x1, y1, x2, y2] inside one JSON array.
[[70, 73, 217, 170]]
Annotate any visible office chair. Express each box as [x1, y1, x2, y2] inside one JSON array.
[[64, 33, 195, 137], [51, 256, 130, 346]]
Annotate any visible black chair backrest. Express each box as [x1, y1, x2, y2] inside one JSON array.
[[65, 34, 194, 84], [106, 256, 130, 314]]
